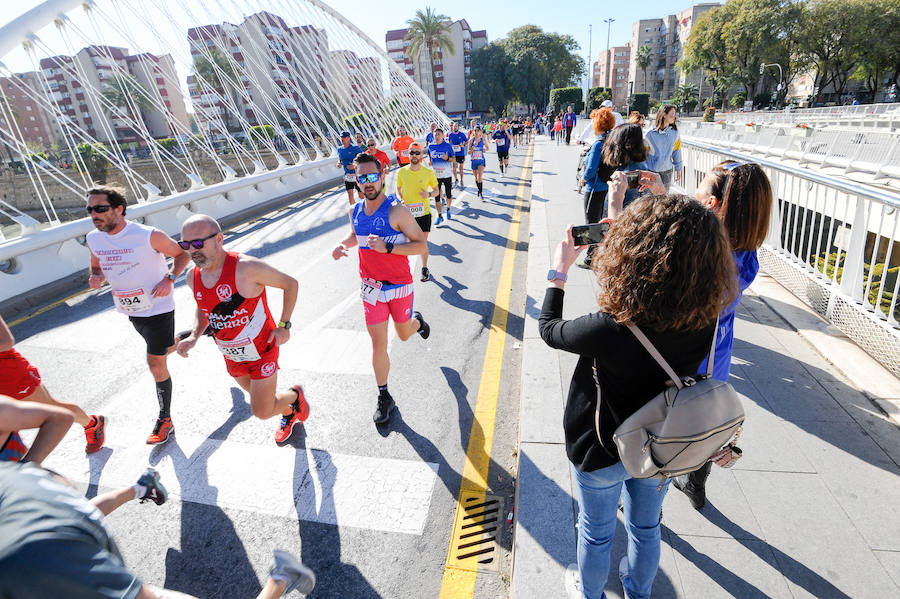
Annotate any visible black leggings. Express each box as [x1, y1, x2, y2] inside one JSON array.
[[438, 177, 452, 200]]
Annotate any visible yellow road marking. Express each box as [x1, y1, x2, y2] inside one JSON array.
[[438, 144, 534, 598]]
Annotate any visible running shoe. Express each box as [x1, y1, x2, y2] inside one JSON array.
[[274, 385, 309, 444], [84, 415, 106, 454], [373, 391, 395, 425], [136, 467, 167, 505], [414, 311, 430, 340], [446, 207, 452, 220], [270, 549, 316, 596], [421, 267, 430, 282], [435, 215, 444, 226], [146, 417, 173, 445]]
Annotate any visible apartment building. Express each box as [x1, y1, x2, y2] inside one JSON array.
[[628, 3, 719, 100], [592, 43, 632, 109], [38, 45, 189, 146], [385, 20, 487, 115], [0, 71, 61, 149]]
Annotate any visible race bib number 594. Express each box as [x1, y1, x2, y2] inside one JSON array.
[[112, 288, 151, 314]]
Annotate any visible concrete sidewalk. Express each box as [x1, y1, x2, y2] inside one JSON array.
[[512, 136, 900, 599]]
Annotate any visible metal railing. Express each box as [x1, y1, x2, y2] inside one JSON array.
[[681, 139, 900, 378], [720, 102, 900, 128], [683, 123, 900, 180]]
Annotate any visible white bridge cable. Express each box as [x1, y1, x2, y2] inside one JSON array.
[[0, 0, 448, 239]]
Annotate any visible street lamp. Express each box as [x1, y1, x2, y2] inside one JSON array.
[[760, 63, 784, 109], [603, 18, 615, 93]]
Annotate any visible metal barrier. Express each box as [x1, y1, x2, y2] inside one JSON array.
[[722, 102, 900, 128], [681, 139, 900, 378], [683, 124, 900, 180]]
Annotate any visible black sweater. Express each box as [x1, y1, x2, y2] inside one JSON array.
[[539, 287, 716, 472]]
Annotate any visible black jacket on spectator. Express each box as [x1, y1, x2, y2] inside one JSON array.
[[539, 287, 716, 472]]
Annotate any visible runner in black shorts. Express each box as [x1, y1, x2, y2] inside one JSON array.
[[129, 311, 176, 356]]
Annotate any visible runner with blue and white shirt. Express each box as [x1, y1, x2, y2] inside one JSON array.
[[447, 123, 468, 189], [427, 128, 454, 224], [467, 127, 487, 199], [336, 131, 363, 204], [492, 122, 512, 175]]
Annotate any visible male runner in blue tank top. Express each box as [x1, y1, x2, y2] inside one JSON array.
[[447, 123, 468, 189]]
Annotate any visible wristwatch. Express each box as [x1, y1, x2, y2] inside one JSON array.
[[165, 272, 177, 282], [385, 242, 394, 254], [547, 269, 567, 282], [278, 321, 292, 329]]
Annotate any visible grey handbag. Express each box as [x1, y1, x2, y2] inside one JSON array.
[[593, 321, 745, 487]]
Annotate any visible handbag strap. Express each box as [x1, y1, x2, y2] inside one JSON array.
[[626, 319, 719, 388]]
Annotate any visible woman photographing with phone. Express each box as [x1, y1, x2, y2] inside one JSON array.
[[541, 173, 737, 599], [639, 161, 773, 510]]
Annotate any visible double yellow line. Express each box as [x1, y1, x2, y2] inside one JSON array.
[[438, 144, 534, 598]]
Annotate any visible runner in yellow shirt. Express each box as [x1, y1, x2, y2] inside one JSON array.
[[395, 142, 439, 282]]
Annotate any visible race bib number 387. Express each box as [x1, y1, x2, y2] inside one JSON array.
[[216, 337, 262, 362], [112, 288, 151, 314]]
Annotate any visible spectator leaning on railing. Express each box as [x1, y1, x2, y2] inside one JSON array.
[[540, 175, 737, 599], [644, 104, 683, 190]]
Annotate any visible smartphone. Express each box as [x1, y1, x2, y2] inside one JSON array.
[[625, 170, 641, 189], [572, 222, 611, 246]]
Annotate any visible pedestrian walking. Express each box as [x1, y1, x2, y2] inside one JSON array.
[[645, 104, 683, 190], [562, 106, 577, 145]]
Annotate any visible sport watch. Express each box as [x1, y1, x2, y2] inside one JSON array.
[[165, 272, 177, 282], [385, 242, 394, 254], [547, 269, 567, 282], [278, 321, 292, 329]]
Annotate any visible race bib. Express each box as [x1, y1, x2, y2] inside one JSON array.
[[472, 150, 483, 160], [360, 278, 383, 306], [407, 202, 426, 217], [400, 149, 409, 158], [112, 288, 151, 314], [215, 337, 262, 362], [452, 145, 462, 153], [434, 165, 452, 179], [344, 173, 356, 182]]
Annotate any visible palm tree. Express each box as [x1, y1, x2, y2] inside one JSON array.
[[101, 73, 154, 118], [672, 84, 699, 112], [636, 44, 652, 96], [192, 49, 240, 132], [404, 7, 455, 106]]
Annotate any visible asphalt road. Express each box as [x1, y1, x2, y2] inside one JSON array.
[[10, 141, 535, 599]]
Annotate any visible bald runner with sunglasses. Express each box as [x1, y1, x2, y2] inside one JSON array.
[[86, 186, 190, 445], [332, 152, 431, 425], [176, 215, 309, 445]]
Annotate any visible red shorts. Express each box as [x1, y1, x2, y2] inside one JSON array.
[[224, 344, 280, 380], [363, 286, 415, 326], [0, 349, 42, 399]]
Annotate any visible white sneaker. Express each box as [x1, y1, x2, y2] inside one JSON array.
[[564, 563, 583, 599]]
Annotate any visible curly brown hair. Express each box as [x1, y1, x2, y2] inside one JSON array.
[[602, 123, 647, 167], [594, 194, 738, 331], [592, 108, 616, 135]]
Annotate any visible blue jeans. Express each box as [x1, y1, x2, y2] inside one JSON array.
[[571, 461, 669, 599]]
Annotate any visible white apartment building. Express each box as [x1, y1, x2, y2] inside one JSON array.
[[385, 20, 487, 116]]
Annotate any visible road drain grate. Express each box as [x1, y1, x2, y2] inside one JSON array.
[[445, 491, 501, 572]]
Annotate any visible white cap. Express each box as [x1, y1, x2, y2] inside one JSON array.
[[601, 100, 613, 108]]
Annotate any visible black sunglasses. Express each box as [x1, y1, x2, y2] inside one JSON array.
[[178, 232, 218, 250], [367, 143, 376, 147], [86, 205, 113, 214], [409, 151, 422, 155]]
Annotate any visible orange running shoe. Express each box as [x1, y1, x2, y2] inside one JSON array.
[[84, 415, 106, 454], [274, 385, 309, 444], [146, 417, 173, 445]]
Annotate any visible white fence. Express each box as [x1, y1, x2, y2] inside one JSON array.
[[722, 102, 900, 129], [681, 139, 900, 378], [683, 123, 900, 181]]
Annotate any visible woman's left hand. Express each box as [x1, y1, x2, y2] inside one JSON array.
[[552, 224, 586, 274]]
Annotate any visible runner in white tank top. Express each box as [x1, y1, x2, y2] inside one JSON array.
[[84, 186, 189, 446]]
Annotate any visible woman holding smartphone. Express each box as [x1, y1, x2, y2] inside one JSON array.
[[640, 162, 773, 509], [541, 174, 737, 599]]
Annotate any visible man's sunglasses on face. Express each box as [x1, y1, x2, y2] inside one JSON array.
[[86, 205, 112, 214], [356, 173, 381, 184], [178, 232, 218, 250], [367, 142, 376, 147], [409, 150, 421, 155]]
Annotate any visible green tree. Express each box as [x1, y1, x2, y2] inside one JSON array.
[[404, 7, 455, 106], [630, 92, 650, 116], [76, 142, 110, 183], [587, 87, 612, 110], [795, 0, 868, 102], [469, 43, 509, 114], [636, 44, 653, 96], [155, 138, 178, 152], [101, 73, 154, 139], [499, 26, 584, 112], [549, 87, 583, 114], [671, 84, 699, 112], [192, 49, 240, 131], [249, 124, 275, 147], [849, 0, 900, 103]]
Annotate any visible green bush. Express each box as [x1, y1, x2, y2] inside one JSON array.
[[629, 93, 650, 116], [587, 87, 611, 111], [815, 251, 899, 319], [156, 138, 178, 152], [549, 87, 583, 114], [729, 91, 748, 108]]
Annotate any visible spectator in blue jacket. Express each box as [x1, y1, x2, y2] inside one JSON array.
[[602, 124, 649, 209], [578, 108, 617, 268], [640, 161, 773, 511], [562, 106, 577, 145], [645, 104, 683, 190]]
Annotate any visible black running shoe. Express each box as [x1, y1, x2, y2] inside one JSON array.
[[373, 392, 395, 424], [414, 311, 430, 340], [421, 267, 430, 282]]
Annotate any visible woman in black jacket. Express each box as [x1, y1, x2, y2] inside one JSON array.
[[540, 173, 737, 599]]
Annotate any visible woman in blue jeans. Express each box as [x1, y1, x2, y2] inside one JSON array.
[[539, 173, 737, 599]]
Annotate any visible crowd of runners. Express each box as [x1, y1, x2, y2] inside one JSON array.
[[0, 114, 543, 598]]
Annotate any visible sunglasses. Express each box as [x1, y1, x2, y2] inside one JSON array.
[[86, 205, 113, 214], [409, 150, 421, 155], [178, 232, 218, 250], [356, 173, 381, 184], [367, 143, 376, 147]]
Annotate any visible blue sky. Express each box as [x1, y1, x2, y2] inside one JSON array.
[[3, 0, 705, 87]]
